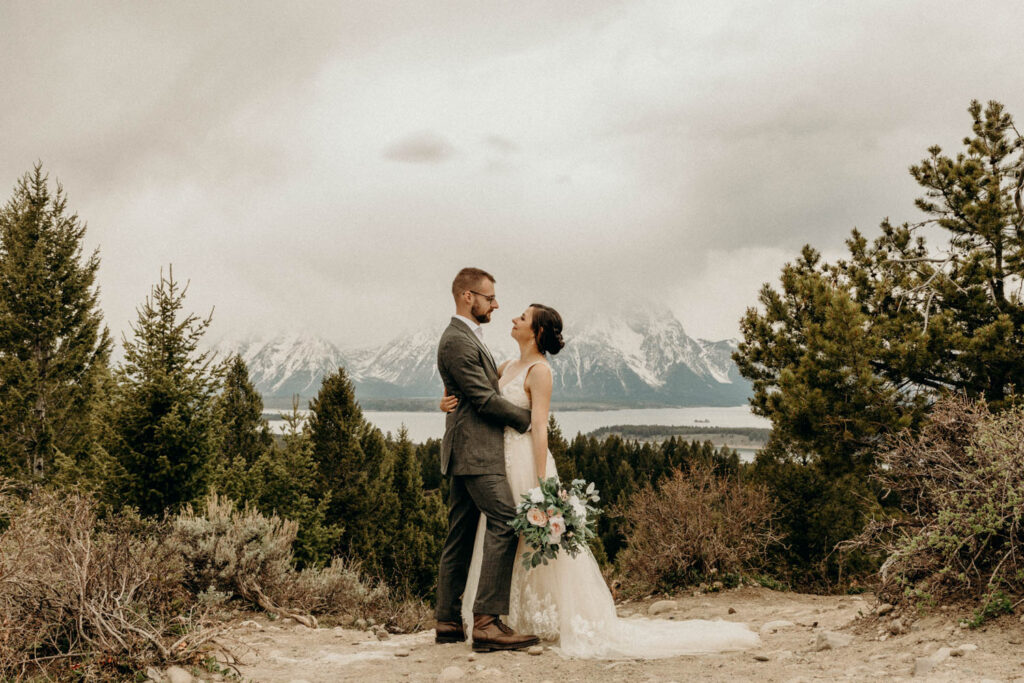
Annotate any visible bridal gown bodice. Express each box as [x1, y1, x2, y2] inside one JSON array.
[[460, 362, 759, 658]]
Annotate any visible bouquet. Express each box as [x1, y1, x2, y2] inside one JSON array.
[[509, 476, 601, 569]]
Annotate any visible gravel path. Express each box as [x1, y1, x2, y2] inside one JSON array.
[[201, 587, 1024, 682]]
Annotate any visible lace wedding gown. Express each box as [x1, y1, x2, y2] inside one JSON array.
[[460, 361, 760, 658]]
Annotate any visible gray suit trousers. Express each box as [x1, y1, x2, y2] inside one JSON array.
[[434, 472, 518, 620]]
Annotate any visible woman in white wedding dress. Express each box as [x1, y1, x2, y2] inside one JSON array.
[[440, 304, 759, 659]]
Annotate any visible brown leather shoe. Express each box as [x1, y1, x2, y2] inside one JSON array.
[[471, 614, 540, 652], [434, 620, 466, 643]]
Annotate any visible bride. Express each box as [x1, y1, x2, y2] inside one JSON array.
[[439, 303, 759, 658]]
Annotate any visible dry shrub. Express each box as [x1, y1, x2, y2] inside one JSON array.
[[0, 486, 220, 680], [171, 495, 313, 624], [171, 495, 429, 632], [616, 465, 779, 594], [850, 396, 1024, 616]]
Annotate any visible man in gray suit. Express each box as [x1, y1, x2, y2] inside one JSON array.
[[434, 267, 540, 652]]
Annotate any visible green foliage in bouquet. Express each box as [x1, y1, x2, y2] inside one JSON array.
[[509, 476, 601, 569]]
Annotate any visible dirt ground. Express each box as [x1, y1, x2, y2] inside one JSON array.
[[216, 587, 1024, 682]]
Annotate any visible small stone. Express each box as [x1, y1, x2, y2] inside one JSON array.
[[527, 645, 543, 656], [760, 620, 795, 634], [728, 607, 736, 614], [648, 600, 677, 616], [753, 654, 770, 662], [332, 626, 345, 635], [814, 631, 853, 651], [889, 618, 907, 635], [145, 667, 164, 682], [914, 647, 951, 676], [366, 617, 377, 626], [467, 653, 476, 661], [355, 618, 368, 630], [951, 643, 978, 656], [876, 603, 894, 616], [711, 581, 724, 591], [439, 665, 466, 681], [394, 648, 411, 657], [165, 667, 195, 683], [239, 619, 262, 630], [376, 630, 391, 640]]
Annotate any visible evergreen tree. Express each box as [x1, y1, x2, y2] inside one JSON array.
[[732, 99, 1024, 585], [0, 165, 112, 482], [390, 427, 446, 596], [308, 367, 399, 577], [213, 354, 272, 502], [111, 268, 221, 516], [250, 401, 341, 567], [415, 438, 443, 492]]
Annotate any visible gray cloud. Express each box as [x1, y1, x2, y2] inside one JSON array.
[[483, 135, 519, 154], [383, 131, 457, 164]]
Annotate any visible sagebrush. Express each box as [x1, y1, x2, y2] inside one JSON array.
[[616, 465, 780, 594], [850, 396, 1024, 618], [0, 486, 218, 680]]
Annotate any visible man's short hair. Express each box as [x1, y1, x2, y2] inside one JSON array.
[[452, 267, 495, 298]]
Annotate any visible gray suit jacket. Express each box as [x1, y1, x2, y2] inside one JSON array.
[[437, 318, 532, 476]]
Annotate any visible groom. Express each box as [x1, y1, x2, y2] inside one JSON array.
[[434, 267, 539, 652]]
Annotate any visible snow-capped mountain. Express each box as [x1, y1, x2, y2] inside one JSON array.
[[213, 310, 751, 407], [216, 334, 349, 399]]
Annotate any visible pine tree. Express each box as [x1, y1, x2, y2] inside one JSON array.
[[250, 401, 341, 567], [112, 268, 221, 516], [308, 367, 398, 577], [390, 427, 446, 596], [0, 165, 112, 482], [213, 354, 272, 502], [730, 99, 1024, 585]]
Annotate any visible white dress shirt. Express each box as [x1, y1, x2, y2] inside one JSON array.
[[453, 314, 484, 341]]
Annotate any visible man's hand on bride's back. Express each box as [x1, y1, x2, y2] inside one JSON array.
[[439, 388, 458, 413]]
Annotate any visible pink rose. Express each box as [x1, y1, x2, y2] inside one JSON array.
[[548, 515, 566, 544], [546, 506, 557, 517], [526, 507, 548, 527]]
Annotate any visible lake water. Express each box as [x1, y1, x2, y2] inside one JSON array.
[[268, 405, 769, 443]]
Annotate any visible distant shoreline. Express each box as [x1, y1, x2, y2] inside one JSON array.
[[261, 397, 752, 413]]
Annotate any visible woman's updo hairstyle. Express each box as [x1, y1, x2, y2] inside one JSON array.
[[529, 303, 565, 356]]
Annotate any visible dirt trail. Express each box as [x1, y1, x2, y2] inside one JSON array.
[[218, 587, 1023, 682]]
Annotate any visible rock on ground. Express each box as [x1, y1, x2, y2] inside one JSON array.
[[914, 646, 952, 676], [814, 631, 853, 651], [760, 620, 795, 634], [648, 600, 677, 615]]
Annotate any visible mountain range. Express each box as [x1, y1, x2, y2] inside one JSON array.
[[213, 309, 752, 408]]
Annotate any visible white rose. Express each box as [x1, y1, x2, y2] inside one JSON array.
[[529, 487, 545, 504]]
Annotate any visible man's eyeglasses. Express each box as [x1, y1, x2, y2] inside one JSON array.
[[469, 290, 497, 303]]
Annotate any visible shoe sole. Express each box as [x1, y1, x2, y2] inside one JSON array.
[[471, 638, 540, 652], [434, 635, 467, 644]]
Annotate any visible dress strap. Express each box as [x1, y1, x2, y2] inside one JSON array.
[[522, 359, 550, 381]]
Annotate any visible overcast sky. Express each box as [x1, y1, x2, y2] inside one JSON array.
[[2, 1, 1022, 347]]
